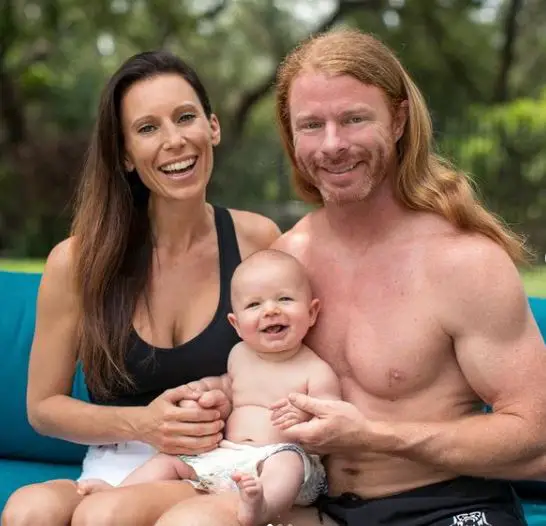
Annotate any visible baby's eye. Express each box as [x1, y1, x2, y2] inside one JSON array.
[[245, 301, 260, 309], [279, 297, 293, 302], [138, 124, 156, 134]]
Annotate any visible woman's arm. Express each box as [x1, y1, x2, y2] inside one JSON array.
[[27, 239, 222, 454], [229, 209, 281, 258]]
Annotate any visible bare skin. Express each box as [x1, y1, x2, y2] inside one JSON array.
[[78, 254, 341, 526], [153, 71, 546, 526], [1, 73, 280, 526]]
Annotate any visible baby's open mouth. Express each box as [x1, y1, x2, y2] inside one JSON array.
[[261, 324, 288, 334]]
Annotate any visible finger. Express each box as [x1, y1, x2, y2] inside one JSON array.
[[199, 389, 228, 408], [169, 405, 221, 423], [162, 385, 201, 403], [288, 393, 328, 416], [269, 398, 290, 410], [164, 433, 223, 455], [164, 419, 224, 438], [277, 418, 301, 430], [185, 381, 206, 393], [271, 411, 299, 426]]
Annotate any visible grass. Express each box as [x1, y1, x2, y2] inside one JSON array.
[[1, 259, 546, 298]]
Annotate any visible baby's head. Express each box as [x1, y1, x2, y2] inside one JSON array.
[[228, 249, 320, 356]]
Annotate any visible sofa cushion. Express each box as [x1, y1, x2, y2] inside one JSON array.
[[0, 271, 88, 463], [530, 297, 546, 334], [0, 458, 81, 512]]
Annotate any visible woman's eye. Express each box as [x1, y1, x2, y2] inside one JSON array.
[[138, 124, 156, 134]]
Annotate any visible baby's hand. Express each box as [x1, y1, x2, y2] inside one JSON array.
[[270, 398, 313, 430]]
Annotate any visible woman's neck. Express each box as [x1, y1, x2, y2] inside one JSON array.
[[148, 196, 214, 254]]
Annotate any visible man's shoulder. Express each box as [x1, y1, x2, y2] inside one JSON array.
[[270, 211, 318, 259], [423, 232, 526, 328], [424, 231, 517, 284]]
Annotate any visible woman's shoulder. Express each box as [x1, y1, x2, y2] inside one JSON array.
[[228, 208, 281, 258], [42, 237, 77, 285]]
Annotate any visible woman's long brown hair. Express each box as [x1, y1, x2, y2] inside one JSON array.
[[71, 51, 213, 400]]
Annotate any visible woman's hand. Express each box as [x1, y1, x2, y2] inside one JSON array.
[[135, 385, 225, 455]]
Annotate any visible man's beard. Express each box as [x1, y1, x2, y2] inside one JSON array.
[[317, 147, 392, 205]]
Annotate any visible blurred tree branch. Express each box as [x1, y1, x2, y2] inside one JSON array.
[[225, 0, 383, 148], [0, 0, 26, 149], [493, 0, 523, 103], [419, 5, 485, 102]]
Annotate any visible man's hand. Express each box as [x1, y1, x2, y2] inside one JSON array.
[[271, 394, 371, 454], [270, 397, 313, 430]]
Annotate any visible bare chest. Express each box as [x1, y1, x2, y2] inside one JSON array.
[[231, 359, 309, 407], [134, 250, 220, 348], [304, 252, 452, 402]]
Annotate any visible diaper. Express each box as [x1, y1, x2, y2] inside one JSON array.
[[179, 440, 327, 506]]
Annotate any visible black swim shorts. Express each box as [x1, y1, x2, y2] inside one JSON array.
[[315, 476, 527, 525]]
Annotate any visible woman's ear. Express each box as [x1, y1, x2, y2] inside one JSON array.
[[210, 114, 221, 146], [124, 155, 135, 173]]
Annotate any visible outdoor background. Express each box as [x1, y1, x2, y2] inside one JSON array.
[[0, 0, 545, 296]]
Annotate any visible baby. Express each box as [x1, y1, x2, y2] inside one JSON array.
[[78, 249, 341, 526]]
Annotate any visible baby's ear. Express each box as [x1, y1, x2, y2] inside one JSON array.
[[227, 313, 239, 331], [227, 313, 243, 339], [308, 298, 320, 327]]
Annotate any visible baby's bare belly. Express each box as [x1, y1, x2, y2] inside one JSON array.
[[225, 405, 285, 445]]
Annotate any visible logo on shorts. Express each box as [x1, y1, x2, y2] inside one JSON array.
[[450, 511, 491, 525]]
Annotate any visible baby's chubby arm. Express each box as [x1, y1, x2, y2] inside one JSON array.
[[271, 358, 341, 430]]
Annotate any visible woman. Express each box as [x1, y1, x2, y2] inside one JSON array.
[[2, 50, 280, 526]]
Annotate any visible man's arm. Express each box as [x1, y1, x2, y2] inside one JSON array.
[[375, 239, 546, 479]]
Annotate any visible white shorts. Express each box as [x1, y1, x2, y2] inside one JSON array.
[[78, 441, 157, 486], [179, 440, 327, 506]]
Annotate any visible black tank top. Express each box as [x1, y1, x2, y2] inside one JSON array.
[[94, 206, 242, 407]]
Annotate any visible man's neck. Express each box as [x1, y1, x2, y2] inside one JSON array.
[[322, 176, 408, 246]]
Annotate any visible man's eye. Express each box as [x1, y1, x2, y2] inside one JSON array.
[[346, 115, 365, 124], [305, 121, 322, 130], [178, 113, 196, 123], [138, 124, 156, 134]]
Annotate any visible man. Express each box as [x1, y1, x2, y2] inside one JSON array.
[[155, 29, 546, 526]]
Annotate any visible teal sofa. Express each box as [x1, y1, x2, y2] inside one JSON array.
[[1, 270, 546, 523]]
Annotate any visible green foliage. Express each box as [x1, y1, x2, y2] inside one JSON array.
[[0, 0, 545, 256], [440, 89, 546, 251]]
